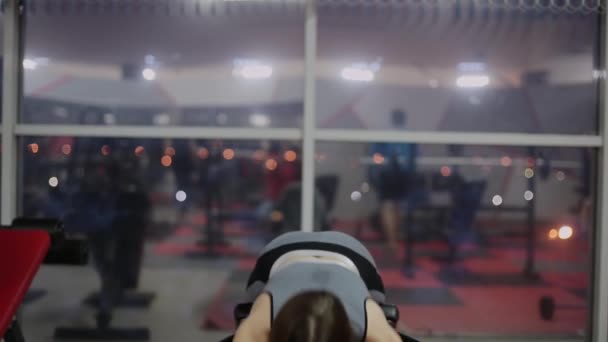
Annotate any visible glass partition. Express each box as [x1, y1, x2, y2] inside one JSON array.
[[316, 141, 594, 337], [23, 0, 305, 128], [20, 136, 301, 338], [316, 1, 600, 134], [14, 0, 605, 340]]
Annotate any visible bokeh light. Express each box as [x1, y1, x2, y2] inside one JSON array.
[[284, 150, 297, 162], [101, 145, 111, 156], [548, 229, 558, 239], [61, 144, 72, 155], [134, 146, 145, 156], [48, 176, 59, 188], [440, 166, 452, 177], [265, 158, 278, 171], [223, 148, 235, 160], [28, 143, 39, 154], [558, 225, 574, 240], [175, 190, 187, 202], [270, 210, 284, 222], [500, 156, 512, 167], [373, 153, 384, 165], [492, 195, 503, 206], [524, 168, 534, 179], [350, 191, 362, 202], [161, 155, 172, 167]]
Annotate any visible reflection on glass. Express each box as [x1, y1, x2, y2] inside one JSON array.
[[20, 137, 301, 332], [22, 1, 305, 127], [316, 141, 593, 337], [317, 1, 600, 133]]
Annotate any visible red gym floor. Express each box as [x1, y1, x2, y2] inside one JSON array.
[[152, 219, 589, 337]]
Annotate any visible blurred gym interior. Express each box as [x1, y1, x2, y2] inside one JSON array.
[[1, 0, 608, 341]]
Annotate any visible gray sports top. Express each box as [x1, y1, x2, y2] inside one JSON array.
[[245, 231, 385, 341], [264, 262, 370, 340], [247, 231, 385, 303]]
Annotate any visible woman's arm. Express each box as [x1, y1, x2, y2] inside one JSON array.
[[234, 293, 272, 342], [365, 300, 402, 342]]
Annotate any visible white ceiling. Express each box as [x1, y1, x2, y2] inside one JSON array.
[[22, 0, 599, 72]]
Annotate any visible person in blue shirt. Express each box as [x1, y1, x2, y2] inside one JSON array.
[[368, 110, 417, 253]]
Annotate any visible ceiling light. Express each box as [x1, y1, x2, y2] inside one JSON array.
[[249, 113, 270, 127], [456, 75, 490, 88], [23, 58, 37, 70], [233, 59, 273, 80], [341, 66, 375, 82], [142, 68, 157, 81]]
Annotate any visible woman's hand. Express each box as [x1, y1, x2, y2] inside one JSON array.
[[365, 300, 402, 342], [234, 294, 272, 342]]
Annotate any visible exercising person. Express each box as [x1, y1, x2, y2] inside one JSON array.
[[369, 109, 417, 254], [233, 231, 415, 342]]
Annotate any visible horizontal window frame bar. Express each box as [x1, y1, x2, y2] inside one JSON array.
[[315, 129, 603, 147], [14, 124, 303, 140], [13, 125, 604, 148]]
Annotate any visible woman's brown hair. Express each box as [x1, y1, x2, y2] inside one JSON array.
[[269, 291, 357, 342]]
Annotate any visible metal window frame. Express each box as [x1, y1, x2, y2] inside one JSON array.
[[14, 124, 302, 140], [300, 0, 317, 232], [315, 129, 603, 147], [2, 0, 21, 225], [592, 5, 608, 342], [1, 0, 606, 339]]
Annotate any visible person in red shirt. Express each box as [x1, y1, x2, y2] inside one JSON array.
[[257, 143, 302, 227]]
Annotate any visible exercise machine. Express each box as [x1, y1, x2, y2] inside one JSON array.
[[218, 232, 419, 342], [1, 219, 88, 342], [1, 230, 50, 342], [82, 187, 155, 311], [57, 189, 153, 340], [11, 218, 88, 265], [538, 295, 586, 321], [403, 149, 549, 280]]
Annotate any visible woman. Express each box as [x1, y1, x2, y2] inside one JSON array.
[[233, 231, 411, 342]]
